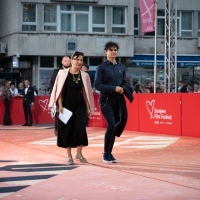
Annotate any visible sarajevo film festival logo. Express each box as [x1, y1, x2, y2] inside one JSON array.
[[146, 100, 155, 119], [146, 100, 172, 121], [39, 99, 49, 111]]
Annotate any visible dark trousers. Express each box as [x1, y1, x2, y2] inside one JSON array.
[[101, 100, 119, 153], [23, 101, 32, 125], [3, 99, 11, 125]]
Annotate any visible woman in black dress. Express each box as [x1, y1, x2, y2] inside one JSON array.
[[50, 52, 94, 165], [2, 80, 11, 125]]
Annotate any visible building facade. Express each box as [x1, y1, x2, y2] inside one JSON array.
[[0, 0, 200, 90]]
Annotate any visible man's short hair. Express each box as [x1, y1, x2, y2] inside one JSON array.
[[104, 41, 119, 51]]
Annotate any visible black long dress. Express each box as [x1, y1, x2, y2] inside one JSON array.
[[2, 86, 11, 125], [57, 72, 88, 148]]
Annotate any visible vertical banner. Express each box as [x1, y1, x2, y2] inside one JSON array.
[[138, 0, 155, 33]]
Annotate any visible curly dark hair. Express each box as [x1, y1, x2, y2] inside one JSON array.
[[104, 41, 119, 51]]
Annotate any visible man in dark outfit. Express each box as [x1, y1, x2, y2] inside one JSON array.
[[49, 56, 71, 94], [94, 41, 128, 163], [49, 56, 71, 135], [178, 80, 188, 93], [22, 79, 34, 126], [2, 80, 12, 125]]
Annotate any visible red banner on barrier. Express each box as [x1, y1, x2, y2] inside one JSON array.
[[1, 94, 200, 138], [181, 94, 200, 137], [32, 96, 53, 124], [89, 94, 106, 128], [125, 94, 139, 131], [138, 0, 155, 33], [0, 96, 53, 125], [138, 94, 181, 135]]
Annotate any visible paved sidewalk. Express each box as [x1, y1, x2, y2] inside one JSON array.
[[0, 124, 54, 130], [0, 127, 200, 199]]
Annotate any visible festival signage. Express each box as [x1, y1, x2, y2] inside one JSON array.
[[138, 94, 181, 135], [138, 0, 155, 33]]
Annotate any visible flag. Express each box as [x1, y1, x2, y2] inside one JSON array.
[[138, 0, 155, 33]]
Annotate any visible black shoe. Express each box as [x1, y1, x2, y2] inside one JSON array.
[[29, 124, 32, 126], [22, 123, 29, 126], [110, 154, 117, 163], [102, 153, 112, 163]]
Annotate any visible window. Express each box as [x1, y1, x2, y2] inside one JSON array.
[[44, 5, 57, 31], [60, 5, 89, 32], [40, 56, 54, 68], [92, 7, 105, 32], [39, 69, 54, 90], [57, 56, 63, 69], [89, 57, 103, 66], [22, 4, 36, 31], [112, 7, 126, 33], [134, 7, 139, 35], [198, 12, 200, 37], [157, 10, 165, 36], [177, 11, 193, 37], [39, 56, 55, 90], [41, 4, 127, 34], [145, 10, 193, 37]]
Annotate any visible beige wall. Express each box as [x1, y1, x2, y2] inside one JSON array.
[[0, 0, 200, 57], [0, 0, 134, 57]]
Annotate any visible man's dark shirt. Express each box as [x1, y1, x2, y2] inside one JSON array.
[[179, 85, 188, 93], [94, 60, 127, 95]]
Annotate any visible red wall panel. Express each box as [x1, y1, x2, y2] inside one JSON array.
[[125, 94, 139, 131], [1, 93, 200, 138], [181, 93, 200, 137], [0, 96, 53, 125], [89, 94, 106, 128], [138, 94, 181, 135]]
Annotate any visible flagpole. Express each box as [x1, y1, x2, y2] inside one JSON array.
[[154, 0, 157, 93]]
